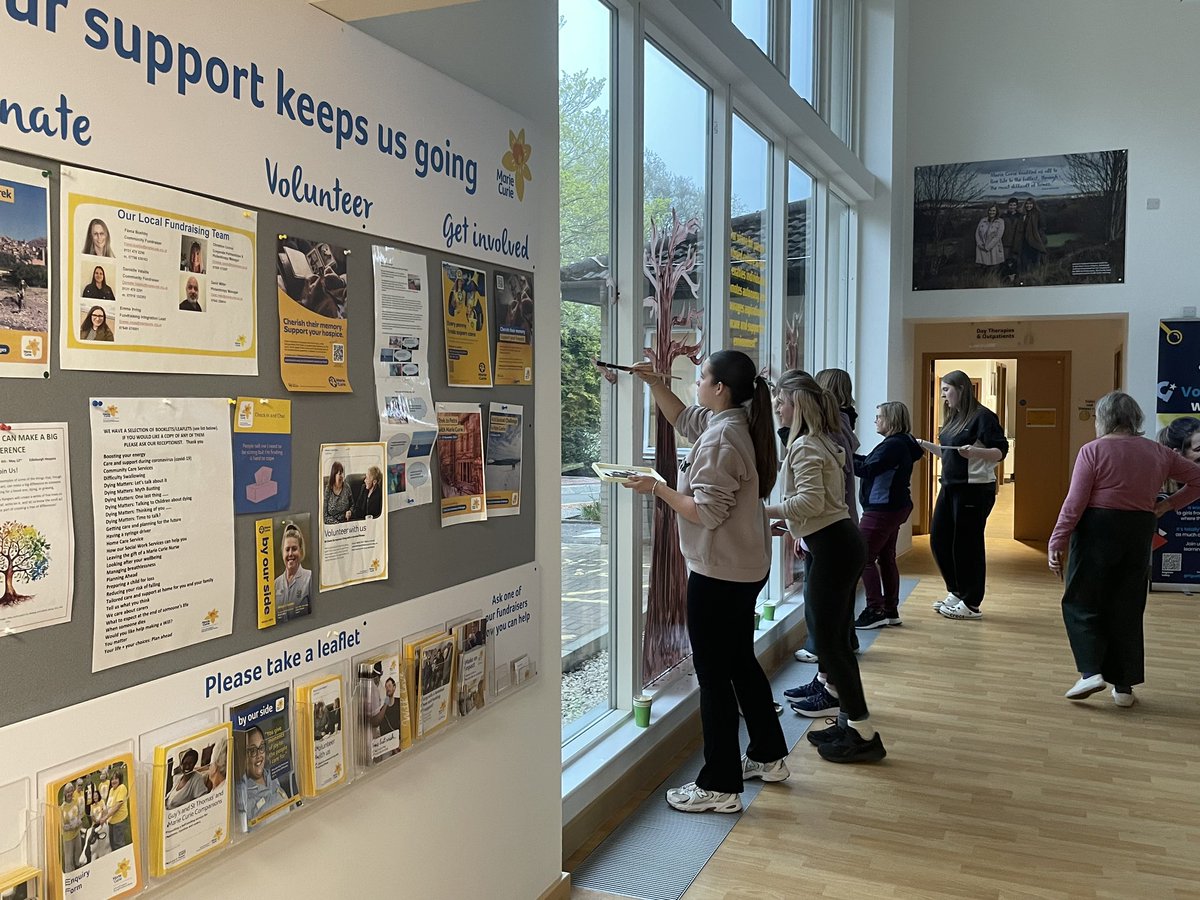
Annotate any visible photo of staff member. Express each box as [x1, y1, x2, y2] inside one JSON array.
[[275, 236, 349, 319], [180, 237, 207, 274], [164, 737, 226, 810], [358, 656, 401, 759], [58, 781, 85, 874], [235, 725, 291, 831], [81, 264, 116, 301], [323, 460, 353, 524], [82, 217, 115, 257], [104, 769, 131, 851], [273, 518, 313, 621], [179, 274, 203, 312], [351, 465, 384, 520], [79, 305, 115, 341]]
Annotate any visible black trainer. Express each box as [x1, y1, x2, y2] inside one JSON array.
[[817, 727, 887, 763], [783, 673, 824, 701], [883, 606, 903, 626], [805, 717, 845, 746], [854, 608, 889, 630]]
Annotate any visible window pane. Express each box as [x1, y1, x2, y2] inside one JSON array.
[[781, 161, 813, 592], [642, 40, 710, 687], [788, 0, 815, 103], [728, 114, 771, 373], [826, 0, 854, 144], [732, 0, 771, 57], [559, 0, 614, 739]]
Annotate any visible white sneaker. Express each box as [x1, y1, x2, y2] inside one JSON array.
[[938, 599, 983, 620], [793, 648, 818, 663], [665, 782, 742, 813], [1112, 688, 1137, 708], [932, 593, 958, 609], [1065, 674, 1106, 700], [741, 755, 790, 782]]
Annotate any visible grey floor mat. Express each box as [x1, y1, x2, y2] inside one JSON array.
[[570, 579, 917, 900]]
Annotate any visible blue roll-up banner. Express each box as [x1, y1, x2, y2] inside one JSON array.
[[1153, 319, 1200, 591]]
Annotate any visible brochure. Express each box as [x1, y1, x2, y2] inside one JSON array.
[[229, 687, 298, 832], [148, 723, 232, 876]]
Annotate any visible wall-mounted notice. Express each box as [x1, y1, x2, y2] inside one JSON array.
[[89, 397, 235, 671], [441, 262, 492, 387], [485, 403, 522, 517], [233, 397, 292, 515], [0, 160, 51, 378], [372, 246, 436, 509], [436, 403, 486, 527], [256, 512, 314, 629], [0, 423, 73, 635], [493, 270, 534, 385], [277, 235, 351, 392], [318, 442, 387, 591], [488, 576, 539, 699], [60, 168, 257, 374]]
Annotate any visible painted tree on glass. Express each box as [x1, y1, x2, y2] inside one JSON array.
[[641, 210, 703, 682], [0, 521, 50, 605]]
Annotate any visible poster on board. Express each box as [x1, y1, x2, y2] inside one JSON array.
[[1152, 319, 1200, 591], [318, 442, 387, 591], [233, 397, 292, 515], [89, 397, 235, 671], [435, 403, 486, 527], [493, 269, 533, 385], [255, 512, 314, 628], [484, 403, 522, 517], [60, 168, 257, 374], [277, 235, 351, 392], [912, 149, 1127, 290], [0, 422, 74, 635], [0, 160, 51, 378], [372, 245, 437, 509], [441, 262, 492, 387]]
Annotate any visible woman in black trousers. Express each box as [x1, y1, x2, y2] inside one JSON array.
[[918, 369, 1008, 620]]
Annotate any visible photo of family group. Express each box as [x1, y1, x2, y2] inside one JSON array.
[[0, 166, 50, 366], [55, 760, 135, 876]]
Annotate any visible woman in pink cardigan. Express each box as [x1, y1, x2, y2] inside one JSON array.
[[1049, 392, 1200, 707]]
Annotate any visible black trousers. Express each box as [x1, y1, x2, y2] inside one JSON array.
[[1061, 508, 1155, 686], [688, 571, 788, 794], [930, 482, 996, 608], [803, 519, 869, 720]]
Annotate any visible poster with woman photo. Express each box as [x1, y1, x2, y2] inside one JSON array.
[[254, 512, 314, 628], [0, 159, 52, 378], [276, 235, 351, 392], [318, 443, 388, 590], [912, 149, 1127, 290], [44, 754, 142, 900], [149, 723, 231, 876], [493, 269, 533, 384], [229, 686, 298, 833]]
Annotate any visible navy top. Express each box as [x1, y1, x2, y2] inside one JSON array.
[[938, 409, 1009, 484], [854, 433, 924, 510]]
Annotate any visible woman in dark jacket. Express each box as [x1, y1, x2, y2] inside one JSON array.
[[853, 402, 924, 629]]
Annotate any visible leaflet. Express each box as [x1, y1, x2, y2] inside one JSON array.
[[318, 442, 388, 591], [435, 403, 486, 527], [484, 403, 523, 517], [0, 159, 52, 378], [149, 723, 232, 876]]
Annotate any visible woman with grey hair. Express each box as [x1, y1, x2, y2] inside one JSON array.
[[1049, 391, 1200, 706]]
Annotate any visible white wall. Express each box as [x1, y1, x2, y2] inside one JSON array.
[[903, 0, 1200, 420]]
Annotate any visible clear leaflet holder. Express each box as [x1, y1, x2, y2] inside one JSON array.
[[0, 776, 41, 900]]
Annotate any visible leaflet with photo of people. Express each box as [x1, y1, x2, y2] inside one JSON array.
[[440, 261, 492, 387], [353, 647, 409, 766], [44, 754, 142, 900], [296, 674, 346, 797], [148, 723, 232, 876], [229, 687, 298, 833], [276, 234, 351, 392], [493, 269, 533, 385], [0, 159, 52, 379], [318, 442, 388, 591]]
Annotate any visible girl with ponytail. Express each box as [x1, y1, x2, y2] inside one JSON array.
[[623, 350, 788, 814]]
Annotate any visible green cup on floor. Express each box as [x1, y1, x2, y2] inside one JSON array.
[[762, 602, 776, 621], [632, 694, 653, 727]]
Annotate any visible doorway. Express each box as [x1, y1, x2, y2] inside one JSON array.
[[919, 352, 1070, 543]]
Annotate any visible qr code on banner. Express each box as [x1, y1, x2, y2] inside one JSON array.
[[332, 343, 345, 363], [1162, 552, 1182, 573]]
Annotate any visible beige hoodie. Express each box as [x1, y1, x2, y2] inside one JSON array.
[[766, 431, 850, 538]]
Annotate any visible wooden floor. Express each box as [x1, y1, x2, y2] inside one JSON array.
[[569, 488, 1200, 899]]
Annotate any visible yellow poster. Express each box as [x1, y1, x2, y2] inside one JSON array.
[[441, 261, 492, 387], [493, 269, 534, 385], [277, 236, 351, 392]]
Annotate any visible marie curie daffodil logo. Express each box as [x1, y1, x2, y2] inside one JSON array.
[[115, 858, 132, 879], [502, 129, 532, 201]]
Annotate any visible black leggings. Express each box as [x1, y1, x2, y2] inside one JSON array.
[[803, 519, 869, 720], [930, 482, 996, 609]]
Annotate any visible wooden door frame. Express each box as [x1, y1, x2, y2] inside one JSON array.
[[916, 351, 1071, 535]]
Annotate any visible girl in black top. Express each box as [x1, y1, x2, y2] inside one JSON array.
[[853, 402, 924, 629], [917, 370, 1008, 619]]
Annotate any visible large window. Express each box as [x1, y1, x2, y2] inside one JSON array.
[[789, 0, 815, 103], [824, 0, 855, 145], [728, 114, 771, 372], [732, 0, 772, 58], [559, 0, 616, 740]]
